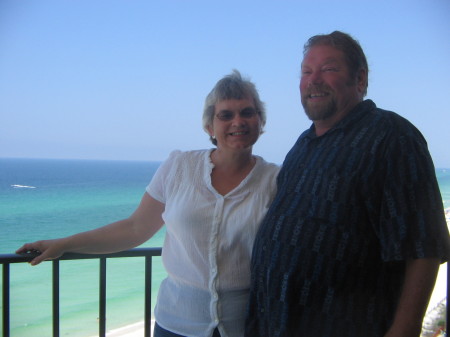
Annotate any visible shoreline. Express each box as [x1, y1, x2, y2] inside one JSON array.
[[89, 320, 154, 337]]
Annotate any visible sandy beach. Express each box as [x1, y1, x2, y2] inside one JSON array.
[[89, 320, 154, 337]]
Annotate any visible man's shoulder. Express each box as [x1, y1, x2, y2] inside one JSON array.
[[365, 101, 421, 136]]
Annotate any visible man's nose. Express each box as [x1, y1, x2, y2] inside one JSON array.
[[309, 71, 323, 85]]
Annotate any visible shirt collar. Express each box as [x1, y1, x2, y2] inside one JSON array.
[[304, 99, 376, 139]]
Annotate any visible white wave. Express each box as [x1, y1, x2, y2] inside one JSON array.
[[11, 184, 36, 189]]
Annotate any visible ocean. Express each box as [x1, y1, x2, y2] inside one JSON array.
[[0, 158, 166, 337], [0, 158, 449, 337]]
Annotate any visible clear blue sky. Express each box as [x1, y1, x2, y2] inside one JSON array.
[[1, 0, 449, 167]]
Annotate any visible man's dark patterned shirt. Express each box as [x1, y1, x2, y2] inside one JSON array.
[[246, 100, 449, 337]]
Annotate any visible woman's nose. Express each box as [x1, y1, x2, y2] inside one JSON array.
[[231, 114, 246, 126]]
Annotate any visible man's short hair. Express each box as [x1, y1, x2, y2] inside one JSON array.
[[304, 31, 369, 96]]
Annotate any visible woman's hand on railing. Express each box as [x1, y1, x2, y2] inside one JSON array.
[[15, 239, 66, 266], [15, 193, 166, 266]]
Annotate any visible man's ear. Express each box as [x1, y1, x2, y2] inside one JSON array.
[[356, 68, 368, 95]]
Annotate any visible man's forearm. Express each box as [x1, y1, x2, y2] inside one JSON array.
[[385, 258, 440, 337]]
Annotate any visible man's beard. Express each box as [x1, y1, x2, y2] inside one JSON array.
[[301, 79, 358, 121], [301, 94, 337, 121]]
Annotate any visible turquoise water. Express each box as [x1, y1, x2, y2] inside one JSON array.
[[1, 159, 449, 336], [436, 168, 450, 209], [0, 158, 166, 337]]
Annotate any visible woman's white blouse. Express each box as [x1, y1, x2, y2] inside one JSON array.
[[146, 149, 279, 337]]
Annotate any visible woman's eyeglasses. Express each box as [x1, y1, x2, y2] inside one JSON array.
[[215, 108, 258, 121]]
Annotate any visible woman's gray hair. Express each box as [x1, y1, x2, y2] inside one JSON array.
[[202, 70, 266, 145]]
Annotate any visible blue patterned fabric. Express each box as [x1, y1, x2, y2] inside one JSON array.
[[154, 322, 222, 337], [246, 100, 450, 337]]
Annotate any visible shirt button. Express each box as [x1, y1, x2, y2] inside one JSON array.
[[215, 319, 219, 324]]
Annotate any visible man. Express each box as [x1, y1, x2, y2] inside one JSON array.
[[246, 31, 450, 337]]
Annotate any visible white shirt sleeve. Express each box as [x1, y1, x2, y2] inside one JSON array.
[[146, 150, 182, 203]]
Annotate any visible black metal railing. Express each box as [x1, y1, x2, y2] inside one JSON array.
[[2, 250, 448, 336], [1, 247, 162, 337]]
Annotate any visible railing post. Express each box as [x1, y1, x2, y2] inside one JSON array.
[[447, 262, 449, 333], [99, 257, 107, 337], [0, 248, 162, 337], [2, 263, 10, 337], [145, 256, 152, 337], [52, 260, 60, 337]]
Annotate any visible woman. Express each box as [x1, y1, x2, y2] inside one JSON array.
[[16, 70, 280, 337]]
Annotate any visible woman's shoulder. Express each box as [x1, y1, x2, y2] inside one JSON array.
[[255, 155, 280, 169], [254, 156, 281, 175], [165, 149, 211, 162], [161, 149, 212, 176]]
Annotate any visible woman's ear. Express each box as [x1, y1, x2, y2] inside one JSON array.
[[207, 125, 214, 138]]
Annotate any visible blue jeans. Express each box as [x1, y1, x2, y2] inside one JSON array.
[[153, 322, 221, 337]]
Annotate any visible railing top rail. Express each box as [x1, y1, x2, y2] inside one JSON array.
[[0, 247, 162, 264]]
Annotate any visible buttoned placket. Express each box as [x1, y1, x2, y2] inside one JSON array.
[[209, 194, 224, 331]]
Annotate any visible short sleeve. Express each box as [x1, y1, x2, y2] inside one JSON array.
[[146, 150, 182, 203], [375, 123, 449, 262]]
